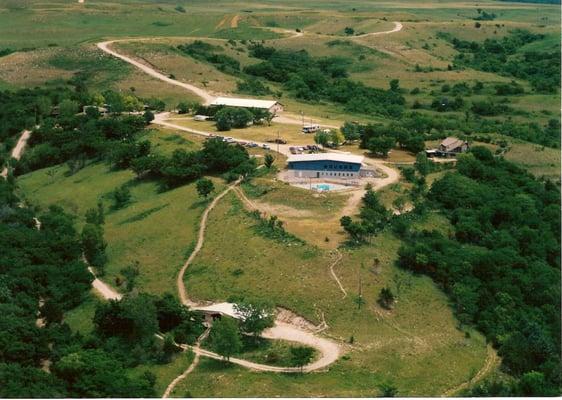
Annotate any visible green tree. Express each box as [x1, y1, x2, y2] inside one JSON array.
[[314, 130, 329, 147], [81, 223, 107, 270], [414, 152, 431, 176], [85, 202, 105, 225], [290, 346, 314, 371], [389, 79, 400, 92], [264, 153, 275, 168], [209, 317, 242, 360], [177, 102, 189, 114], [196, 178, 214, 198], [344, 27, 355, 35], [120, 261, 140, 292], [59, 99, 79, 119], [368, 136, 394, 157], [234, 299, 275, 340], [111, 185, 131, 209], [329, 129, 345, 148], [340, 121, 362, 141], [378, 287, 395, 309], [143, 110, 154, 124], [215, 107, 253, 131], [378, 381, 398, 397]]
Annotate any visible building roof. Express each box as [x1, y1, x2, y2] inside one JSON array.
[[210, 97, 280, 109], [440, 137, 465, 148], [193, 302, 245, 320], [287, 153, 364, 165]]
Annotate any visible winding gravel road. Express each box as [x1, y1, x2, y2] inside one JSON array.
[[1, 130, 30, 178]]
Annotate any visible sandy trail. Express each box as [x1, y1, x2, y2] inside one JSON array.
[[162, 328, 210, 398], [173, 178, 342, 372], [441, 345, 500, 397], [354, 22, 403, 38], [1, 130, 30, 178], [97, 40, 215, 105]]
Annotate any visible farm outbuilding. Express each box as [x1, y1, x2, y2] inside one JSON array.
[[210, 97, 284, 114], [287, 153, 364, 179]]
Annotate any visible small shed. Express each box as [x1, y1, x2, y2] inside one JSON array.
[[439, 137, 469, 154]]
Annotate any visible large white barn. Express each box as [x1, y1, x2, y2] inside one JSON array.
[[210, 97, 284, 114]]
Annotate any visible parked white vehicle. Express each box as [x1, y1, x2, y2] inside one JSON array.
[[193, 115, 209, 121]]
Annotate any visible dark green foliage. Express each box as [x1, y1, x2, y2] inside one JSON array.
[[52, 349, 156, 397], [209, 317, 242, 360], [443, 30, 560, 93], [110, 185, 131, 210], [81, 223, 107, 270], [234, 299, 275, 338], [0, 363, 67, 397], [340, 121, 362, 141], [93, 294, 159, 341], [378, 381, 398, 397], [264, 153, 275, 168], [244, 46, 404, 117], [378, 287, 395, 309], [177, 41, 240, 73], [236, 78, 272, 95], [290, 346, 314, 371], [135, 137, 254, 189], [341, 187, 390, 244], [397, 148, 561, 395], [120, 262, 140, 292], [250, 212, 304, 245], [215, 107, 254, 130], [195, 177, 214, 198]]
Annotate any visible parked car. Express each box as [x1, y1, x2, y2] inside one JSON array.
[[289, 146, 298, 154], [262, 144, 271, 150], [193, 115, 209, 121], [247, 142, 258, 148]]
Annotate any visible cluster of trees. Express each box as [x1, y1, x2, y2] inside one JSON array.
[[339, 118, 427, 157], [16, 111, 149, 175], [343, 110, 559, 150], [0, 179, 158, 397], [340, 185, 391, 243], [441, 29, 560, 93], [207, 299, 274, 360], [236, 78, 273, 96], [177, 41, 240, 74], [130, 137, 256, 188], [397, 147, 560, 396], [244, 44, 405, 117]]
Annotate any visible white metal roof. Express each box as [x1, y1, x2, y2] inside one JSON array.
[[287, 153, 364, 165], [210, 97, 280, 109], [193, 302, 245, 320]]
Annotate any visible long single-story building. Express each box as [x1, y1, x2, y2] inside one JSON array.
[[287, 153, 365, 179], [210, 97, 284, 114]]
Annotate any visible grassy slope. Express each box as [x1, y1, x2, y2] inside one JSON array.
[[17, 128, 219, 296], [179, 192, 488, 397]]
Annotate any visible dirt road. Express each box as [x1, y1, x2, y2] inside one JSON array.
[[97, 40, 215, 105], [354, 22, 403, 38], [1, 130, 30, 178]]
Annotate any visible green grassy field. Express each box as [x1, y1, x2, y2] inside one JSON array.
[[17, 129, 222, 295], [175, 192, 489, 396]]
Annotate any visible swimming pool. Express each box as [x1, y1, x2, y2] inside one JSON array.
[[313, 183, 332, 191]]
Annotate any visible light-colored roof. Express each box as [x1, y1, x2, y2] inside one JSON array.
[[441, 137, 464, 148], [287, 153, 364, 164], [210, 97, 280, 109], [193, 302, 245, 320]]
